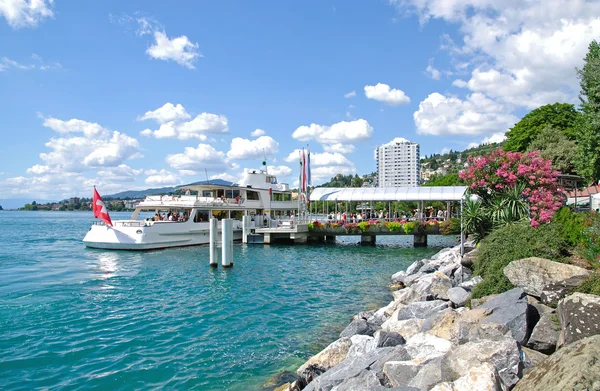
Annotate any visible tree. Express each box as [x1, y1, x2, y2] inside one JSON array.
[[527, 126, 578, 174], [575, 40, 600, 182], [423, 173, 464, 186], [504, 103, 581, 152]]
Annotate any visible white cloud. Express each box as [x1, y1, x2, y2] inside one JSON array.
[[178, 169, 197, 176], [147, 31, 201, 69], [284, 150, 353, 167], [166, 144, 231, 171], [414, 92, 518, 135], [425, 59, 441, 80], [97, 164, 143, 183], [26, 164, 50, 175], [227, 136, 279, 160], [140, 111, 228, 141], [145, 169, 181, 186], [292, 119, 373, 145], [441, 147, 451, 154], [138, 102, 191, 124], [322, 143, 356, 154], [382, 137, 412, 146], [344, 90, 356, 98], [364, 83, 410, 106], [250, 128, 265, 137], [210, 172, 240, 183], [265, 165, 292, 177], [0, 0, 54, 29], [0, 57, 33, 71], [467, 132, 508, 149], [42, 117, 109, 138], [311, 166, 356, 182]]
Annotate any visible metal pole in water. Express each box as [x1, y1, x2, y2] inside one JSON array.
[[242, 215, 250, 244], [209, 218, 218, 267], [222, 218, 233, 268]]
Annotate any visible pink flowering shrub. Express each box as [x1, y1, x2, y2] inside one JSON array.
[[459, 149, 564, 227]]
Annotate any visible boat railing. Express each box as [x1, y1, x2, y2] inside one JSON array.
[[140, 195, 249, 207]]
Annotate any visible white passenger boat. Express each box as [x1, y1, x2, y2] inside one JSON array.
[[83, 169, 297, 250]]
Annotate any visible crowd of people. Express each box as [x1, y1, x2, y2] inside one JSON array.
[[151, 210, 189, 222], [326, 207, 447, 223]]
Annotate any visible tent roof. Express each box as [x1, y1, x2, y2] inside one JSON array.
[[309, 186, 468, 202]]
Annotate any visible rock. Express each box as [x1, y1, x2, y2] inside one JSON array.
[[557, 292, 600, 346], [396, 300, 450, 321], [430, 383, 454, 391], [346, 335, 374, 359], [412, 272, 453, 301], [520, 346, 548, 375], [381, 318, 424, 339], [459, 275, 483, 292], [439, 262, 460, 278], [513, 335, 600, 391], [447, 287, 470, 307], [451, 363, 502, 391], [460, 248, 478, 268], [383, 360, 424, 388], [453, 266, 473, 287], [297, 337, 352, 377], [372, 330, 405, 348], [526, 313, 560, 354], [419, 262, 438, 274], [368, 308, 389, 326], [329, 369, 381, 390], [407, 358, 449, 391], [392, 271, 409, 284], [526, 296, 554, 316], [470, 293, 497, 308], [406, 260, 425, 275], [340, 318, 380, 338], [540, 275, 589, 306], [353, 310, 375, 321], [503, 257, 589, 297], [306, 346, 411, 391], [457, 321, 512, 345], [404, 333, 452, 361], [389, 282, 404, 291], [421, 308, 461, 342], [442, 336, 522, 389], [403, 272, 426, 287], [474, 288, 530, 345], [363, 387, 420, 391], [392, 286, 426, 306]]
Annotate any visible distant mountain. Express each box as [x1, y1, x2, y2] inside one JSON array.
[[106, 179, 234, 199]]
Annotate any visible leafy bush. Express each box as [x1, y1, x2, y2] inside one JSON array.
[[357, 221, 370, 232], [552, 207, 588, 246], [574, 272, 600, 296], [471, 221, 570, 299], [403, 222, 415, 234], [385, 221, 403, 232], [552, 207, 600, 262], [440, 218, 461, 235]]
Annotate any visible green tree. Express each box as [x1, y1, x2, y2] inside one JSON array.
[[504, 102, 581, 152], [575, 40, 600, 182], [527, 126, 578, 174], [423, 173, 464, 186]]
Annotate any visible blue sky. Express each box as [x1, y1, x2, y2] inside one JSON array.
[[1, 0, 598, 200]]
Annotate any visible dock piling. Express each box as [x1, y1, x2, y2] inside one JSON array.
[[242, 215, 250, 244], [209, 218, 218, 267], [222, 219, 233, 268]]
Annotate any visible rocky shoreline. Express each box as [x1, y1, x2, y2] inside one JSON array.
[[274, 243, 600, 391]]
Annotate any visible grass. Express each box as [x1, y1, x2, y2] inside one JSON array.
[[573, 272, 600, 296]]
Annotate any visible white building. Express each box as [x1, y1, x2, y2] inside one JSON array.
[[375, 138, 420, 187]]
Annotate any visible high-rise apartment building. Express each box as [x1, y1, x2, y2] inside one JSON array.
[[375, 138, 420, 187]]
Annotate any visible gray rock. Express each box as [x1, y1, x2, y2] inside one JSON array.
[[340, 318, 380, 338], [442, 336, 522, 389], [406, 260, 425, 275], [407, 357, 450, 391], [353, 310, 375, 321], [381, 318, 425, 339], [404, 333, 452, 361], [392, 286, 426, 306], [329, 369, 381, 391], [453, 265, 473, 287], [470, 293, 497, 308], [391, 271, 408, 284], [396, 300, 450, 321], [447, 287, 470, 307], [459, 275, 483, 292], [439, 262, 460, 278], [450, 363, 503, 391], [513, 335, 600, 391], [363, 387, 419, 391], [474, 287, 531, 345], [461, 248, 478, 268], [527, 296, 555, 316], [503, 257, 589, 297], [457, 321, 512, 345], [412, 272, 453, 301], [557, 292, 600, 346], [403, 272, 426, 287], [368, 308, 389, 326], [383, 360, 424, 388], [540, 275, 589, 306], [526, 313, 560, 354], [419, 263, 438, 274], [346, 335, 375, 359], [372, 330, 405, 348], [297, 337, 352, 377], [520, 346, 548, 376]]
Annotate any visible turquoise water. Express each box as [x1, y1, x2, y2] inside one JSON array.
[[0, 211, 457, 390]]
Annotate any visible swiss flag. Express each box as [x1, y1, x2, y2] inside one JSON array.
[[93, 188, 113, 226]]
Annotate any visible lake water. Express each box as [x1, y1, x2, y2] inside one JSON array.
[[0, 211, 457, 390]]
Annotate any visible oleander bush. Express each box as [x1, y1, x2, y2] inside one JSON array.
[[471, 221, 570, 299]]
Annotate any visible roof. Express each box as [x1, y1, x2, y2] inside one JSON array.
[[567, 185, 600, 198], [309, 186, 468, 202]]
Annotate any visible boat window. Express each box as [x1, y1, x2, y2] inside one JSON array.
[[202, 191, 212, 197], [265, 175, 278, 184], [212, 210, 228, 220], [273, 193, 282, 201], [194, 210, 210, 223], [246, 190, 259, 200], [225, 190, 240, 199], [283, 193, 291, 201]]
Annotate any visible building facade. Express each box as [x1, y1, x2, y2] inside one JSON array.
[[375, 138, 420, 187]]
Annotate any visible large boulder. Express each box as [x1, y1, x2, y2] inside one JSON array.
[[460, 248, 478, 268], [453, 266, 473, 287], [447, 287, 470, 307], [404, 333, 452, 361], [442, 336, 522, 389], [383, 360, 426, 388], [421, 308, 461, 342], [520, 346, 548, 376], [412, 272, 453, 301], [459, 275, 483, 292], [430, 363, 502, 391], [340, 318, 380, 338], [503, 257, 589, 297], [406, 259, 426, 275], [396, 300, 450, 321], [381, 318, 425, 339], [346, 335, 375, 359], [539, 275, 589, 306], [526, 313, 560, 354], [557, 292, 600, 346], [513, 335, 600, 391], [473, 288, 531, 345], [407, 358, 449, 390], [297, 337, 352, 377], [372, 330, 405, 348]]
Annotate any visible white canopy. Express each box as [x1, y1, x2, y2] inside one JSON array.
[[309, 186, 468, 202]]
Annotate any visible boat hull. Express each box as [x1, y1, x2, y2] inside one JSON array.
[[83, 223, 243, 251]]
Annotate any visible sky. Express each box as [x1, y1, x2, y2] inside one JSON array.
[[1, 0, 599, 200]]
